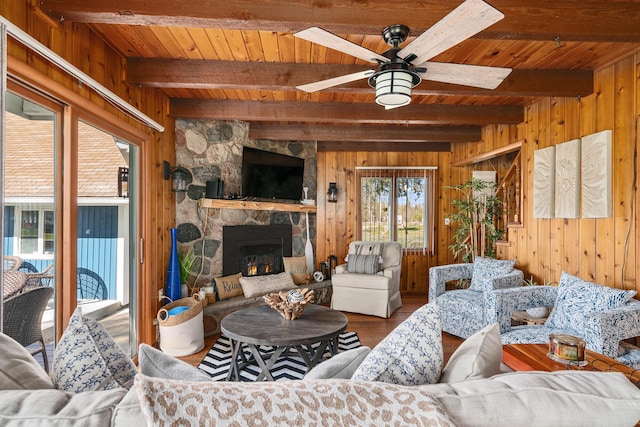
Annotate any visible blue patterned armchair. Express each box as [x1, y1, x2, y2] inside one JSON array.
[[429, 257, 524, 339], [497, 271, 640, 363]]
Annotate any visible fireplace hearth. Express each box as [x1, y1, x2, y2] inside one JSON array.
[[222, 225, 292, 276]]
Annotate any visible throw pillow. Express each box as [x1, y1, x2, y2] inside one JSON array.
[[438, 323, 502, 383], [546, 271, 637, 333], [303, 346, 371, 380], [51, 307, 137, 393], [282, 256, 309, 285], [135, 375, 457, 427], [3, 270, 27, 299], [213, 272, 243, 300], [355, 242, 384, 256], [351, 303, 443, 385], [138, 343, 212, 382], [468, 257, 516, 292], [347, 254, 381, 274], [238, 272, 296, 298], [0, 333, 54, 390]]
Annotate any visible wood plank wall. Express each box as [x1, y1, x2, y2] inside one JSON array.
[[2, 1, 175, 345], [317, 151, 445, 296], [451, 55, 639, 293]]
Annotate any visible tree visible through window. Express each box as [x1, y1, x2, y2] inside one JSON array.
[[357, 167, 437, 254]]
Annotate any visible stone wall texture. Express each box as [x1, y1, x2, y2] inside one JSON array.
[[174, 119, 317, 288]]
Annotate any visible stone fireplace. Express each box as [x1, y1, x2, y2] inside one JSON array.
[[222, 225, 292, 276]]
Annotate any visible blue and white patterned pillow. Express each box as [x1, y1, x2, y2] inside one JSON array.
[[546, 272, 637, 335], [469, 257, 516, 292], [351, 303, 443, 385], [51, 307, 137, 393]]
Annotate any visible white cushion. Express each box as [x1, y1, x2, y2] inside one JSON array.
[[0, 388, 127, 425], [439, 323, 502, 383], [51, 307, 137, 393], [546, 271, 637, 334], [303, 346, 371, 380], [351, 303, 443, 385], [138, 343, 212, 382], [432, 371, 640, 427], [135, 375, 457, 426], [331, 272, 391, 290], [469, 257, 516, 291], [0, 333, 53, 390], [238, 272, 296, 298]]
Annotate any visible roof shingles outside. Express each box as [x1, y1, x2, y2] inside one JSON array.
[[5, 112, 128, 198]]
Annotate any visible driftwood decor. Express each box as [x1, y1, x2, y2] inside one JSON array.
[[263, 288, 314, 320]]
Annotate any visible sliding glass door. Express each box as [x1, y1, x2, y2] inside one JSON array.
[[3, 90, 60, 358], [76, 119, 138, 357]]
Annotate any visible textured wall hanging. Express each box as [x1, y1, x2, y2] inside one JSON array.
[[554, 139, 581, 218], [533, 146, 556, 219], [581, 130, 612, 218]]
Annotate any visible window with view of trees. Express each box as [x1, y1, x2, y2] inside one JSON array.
[[357, 167, 437, 255]]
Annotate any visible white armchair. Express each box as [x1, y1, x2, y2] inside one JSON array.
[[331, 241, 402, 318]]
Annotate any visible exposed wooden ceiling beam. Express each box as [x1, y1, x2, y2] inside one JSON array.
[[128, 59, 593, 98], [317, 141, 451, 152], [249, 124, 481, 143], [40, 0, 640, 42], [170, 99, 523, 126]]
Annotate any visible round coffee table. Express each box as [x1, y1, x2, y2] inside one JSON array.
[[221, 304, 348, 381]]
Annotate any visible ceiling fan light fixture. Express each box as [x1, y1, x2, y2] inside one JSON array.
[[371, 69, 420, 108]]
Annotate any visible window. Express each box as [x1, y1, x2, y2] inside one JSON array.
[[18, 208, 55, 256], [357, 167, 437, 255]]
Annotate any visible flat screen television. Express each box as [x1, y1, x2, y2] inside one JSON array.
[[241, 147, 305, 201]]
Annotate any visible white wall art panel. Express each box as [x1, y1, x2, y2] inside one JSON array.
[[554, 139, 581, 218], [581, 130, 612, 218], [533, 146, 556, 219]]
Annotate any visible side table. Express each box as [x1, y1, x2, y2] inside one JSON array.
[[503, 344, 640, 386]]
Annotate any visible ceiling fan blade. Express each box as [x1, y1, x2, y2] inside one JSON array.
[[294, 27, 388, 64], [399, 0, 504, 65], [296, 70, 375, 93], [418, 62, 512, 89]]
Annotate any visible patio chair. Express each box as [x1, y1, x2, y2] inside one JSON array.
[[24, 263, 55, 289], [18, 261, 39, 273], [3, 286, 54, 372], [3, 256, 22, 271], [77, 267, 108, 300]]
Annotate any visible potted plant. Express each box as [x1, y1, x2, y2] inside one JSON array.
[[448, 178, 504, 262], [179, 246, 197, 297]]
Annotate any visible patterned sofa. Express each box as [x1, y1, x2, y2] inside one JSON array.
[[429, 257, 524, 338], [497, 271, 640, 366]]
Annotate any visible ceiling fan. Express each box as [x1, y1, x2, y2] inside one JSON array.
[[294, 0, 512, 109]]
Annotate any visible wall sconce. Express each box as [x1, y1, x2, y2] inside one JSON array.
[[163, 161, 192, 192], [327, 182, 338, 203], [117, 167, 128, 198]]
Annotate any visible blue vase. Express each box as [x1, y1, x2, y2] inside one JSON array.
[[166, 228, 182, 302]]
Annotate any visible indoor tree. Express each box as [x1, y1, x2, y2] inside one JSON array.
[[448, 177, 504, 262]]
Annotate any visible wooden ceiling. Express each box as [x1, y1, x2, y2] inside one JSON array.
[[39, 0, 640, 148]]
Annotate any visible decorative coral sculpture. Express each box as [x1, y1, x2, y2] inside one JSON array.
[[263, 288, 314, 320]]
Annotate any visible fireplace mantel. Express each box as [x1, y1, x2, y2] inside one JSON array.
[[199, 198, 317, 213]]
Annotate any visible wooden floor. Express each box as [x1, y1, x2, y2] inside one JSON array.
[[178, 295, 464, 367]]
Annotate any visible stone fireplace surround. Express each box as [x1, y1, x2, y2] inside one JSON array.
[[174, 119, 317, 288]]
